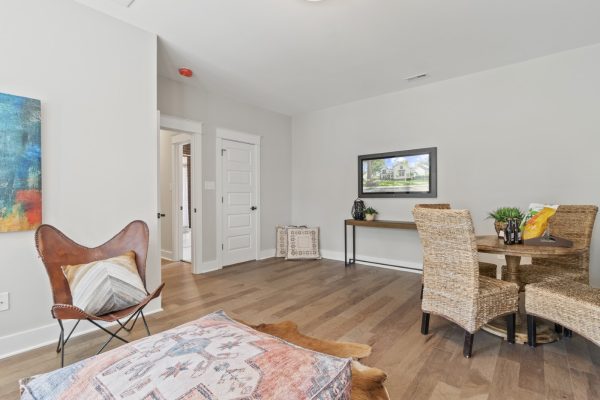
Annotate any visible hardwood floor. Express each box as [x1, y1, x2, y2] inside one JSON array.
[[2, 258, 600, 399]]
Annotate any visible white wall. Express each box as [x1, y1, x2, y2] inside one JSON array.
[[292, 44, 600, 285], [159, 130, 174, 258], [158, 77, 293, 262], [0, 0, 158, 358]]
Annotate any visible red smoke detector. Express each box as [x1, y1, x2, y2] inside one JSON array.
[[178, 68, 193, 78]]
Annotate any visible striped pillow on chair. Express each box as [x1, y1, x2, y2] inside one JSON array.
[[62, 251, 147, 316]]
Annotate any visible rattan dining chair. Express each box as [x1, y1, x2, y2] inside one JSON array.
[[414, 208, 519, 358], [415, 204, 498, 287], [35, 220, 165, 367], [526, 280, 600, 348], [517, 205, 598, 285]]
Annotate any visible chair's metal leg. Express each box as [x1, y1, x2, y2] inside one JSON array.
[[141, 311, 151, 336], [117, 310, 141, 333], [57, 320, 80, 353], [57, 320, 65, 368], [56, 331, 63, 353], [88, 319, 131, 355]]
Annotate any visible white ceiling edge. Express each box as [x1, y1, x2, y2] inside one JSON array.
[[74, 0, 600, 117], [160, 38, 600, 117], [282, 42, 600, 117]]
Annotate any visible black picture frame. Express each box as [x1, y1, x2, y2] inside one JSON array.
[[358, 147, 437, 198]]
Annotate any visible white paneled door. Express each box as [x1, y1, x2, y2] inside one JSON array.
[[221, 139, 257, 266]]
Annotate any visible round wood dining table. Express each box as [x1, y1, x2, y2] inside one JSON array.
[[476, 235, 587, 344]]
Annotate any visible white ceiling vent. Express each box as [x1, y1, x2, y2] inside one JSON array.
[[109, 0, 137, 7], [406, 73, 428, 82]]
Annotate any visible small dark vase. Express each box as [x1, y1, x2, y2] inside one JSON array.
[[351, 199, 366, 220]]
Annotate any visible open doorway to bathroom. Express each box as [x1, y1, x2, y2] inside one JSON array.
[[158, 115, 203, 274], [181, 143, 192, 262], [159, 129, 194, 265]]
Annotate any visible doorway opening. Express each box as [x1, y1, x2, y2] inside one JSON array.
[[158, 115, 203, 274], [180, 142, 192, 262], [159, 129, 197, 267]]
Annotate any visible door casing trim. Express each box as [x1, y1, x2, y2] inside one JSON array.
[[159, 114, 203, 274]]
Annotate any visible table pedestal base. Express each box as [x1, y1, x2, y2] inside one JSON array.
[[481, 293, 559, 344]]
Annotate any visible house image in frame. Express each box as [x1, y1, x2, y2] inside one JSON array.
[[379, 163, 422, 180]]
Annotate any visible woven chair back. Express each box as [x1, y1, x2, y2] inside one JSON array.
[[533, 205, 598, 272], [413, 208, 480, 306]]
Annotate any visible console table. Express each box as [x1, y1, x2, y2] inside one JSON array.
[[344, 219, 418, 269]]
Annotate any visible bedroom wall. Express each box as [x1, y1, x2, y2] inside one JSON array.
[[291, 44, 600, 286], [0, 0, 158, 358], [158, 76, 293, 263]]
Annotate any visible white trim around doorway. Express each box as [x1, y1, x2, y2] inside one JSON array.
[[170, 133, 192, 264], [159, 114, 204, 274]]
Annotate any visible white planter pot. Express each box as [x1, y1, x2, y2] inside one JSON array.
[[365, 214, 376, 221]]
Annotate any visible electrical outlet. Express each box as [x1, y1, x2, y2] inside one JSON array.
[[0, 292, 8, 312]]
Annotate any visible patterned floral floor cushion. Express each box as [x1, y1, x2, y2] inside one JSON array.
[[62, 250, 147, 316], [276, 225, 288, 257], [286, 227, 321, 260], [276, 225, 309, 258], [20, 311, 351, 400]]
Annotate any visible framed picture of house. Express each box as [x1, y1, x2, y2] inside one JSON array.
[[358, 147, 437, 198]]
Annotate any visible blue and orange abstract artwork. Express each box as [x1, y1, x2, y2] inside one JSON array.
[[0, 92, 42, 232]]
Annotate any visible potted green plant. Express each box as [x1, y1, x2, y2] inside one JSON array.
[[487, 207, 524, 237], [364, 207, 378, 221]]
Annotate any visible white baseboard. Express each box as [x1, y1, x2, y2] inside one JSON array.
[[320, 249, 423, 275], [0, 302, 163, 360], [195, 260, 221, 274], [161, 249, 173, 260], [194, 251, 274, 274], [259, 248, 276, 260]]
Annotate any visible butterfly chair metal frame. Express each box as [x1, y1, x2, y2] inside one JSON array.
[[35, 220, 165, 367]]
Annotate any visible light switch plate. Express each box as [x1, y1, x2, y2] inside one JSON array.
[[0, 292, 9, 312]]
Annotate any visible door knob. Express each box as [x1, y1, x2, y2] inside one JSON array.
[[251, 206, 257, 211]]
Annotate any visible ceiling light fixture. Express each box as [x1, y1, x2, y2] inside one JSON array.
[[178, 68, 193, 78]]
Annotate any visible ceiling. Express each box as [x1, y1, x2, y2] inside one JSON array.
[[76, 0, 600, 115]]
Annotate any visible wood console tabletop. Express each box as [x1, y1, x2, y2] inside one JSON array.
[[344, 219, 417, 230]]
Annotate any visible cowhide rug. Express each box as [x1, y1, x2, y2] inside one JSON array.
[[241, 320, 390, 400]]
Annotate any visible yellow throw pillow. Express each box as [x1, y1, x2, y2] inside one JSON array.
[[62, 251, 147, 316]]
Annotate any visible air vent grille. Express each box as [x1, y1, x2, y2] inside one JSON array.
[[406, 73, 428, 82]]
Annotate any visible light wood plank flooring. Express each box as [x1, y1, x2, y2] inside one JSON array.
[[2, 258, 600, 399]]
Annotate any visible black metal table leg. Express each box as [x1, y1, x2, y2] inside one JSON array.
[[352, 225, 356, 264], [344, 221, 348, 266]]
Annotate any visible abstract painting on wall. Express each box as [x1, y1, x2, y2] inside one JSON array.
[[0, 92, 42, 232]]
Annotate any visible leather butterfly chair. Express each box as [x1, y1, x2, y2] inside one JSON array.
[[35, 220, 165, 367]]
